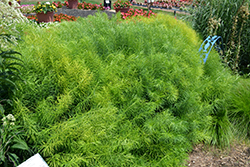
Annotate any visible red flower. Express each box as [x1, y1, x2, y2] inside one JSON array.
[[26, 13, 77, 23]]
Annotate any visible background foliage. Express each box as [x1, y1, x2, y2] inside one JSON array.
[[189, 0, 250, 75]]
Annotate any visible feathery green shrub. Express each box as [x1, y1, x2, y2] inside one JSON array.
[[13, 13, 237, 166]]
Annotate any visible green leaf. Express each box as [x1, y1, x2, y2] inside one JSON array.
[[0, 53, 23, 61], [6, 62, 25, 69], [0, 34, 14, 45], [0, 78, 17, 88], [11, 139, 29, 151], [0, 104, 4, 115], [8, 152, 19, 166]]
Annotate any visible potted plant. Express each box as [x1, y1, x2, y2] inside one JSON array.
[[33, 2, 57, 23], [113, 0, 131, 13], [68, 0, 79, 9]]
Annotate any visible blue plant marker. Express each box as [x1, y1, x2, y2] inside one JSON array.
[[199, 36, 224, 64]]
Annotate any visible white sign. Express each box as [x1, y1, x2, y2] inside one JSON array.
[[18, 153, 49, 167]]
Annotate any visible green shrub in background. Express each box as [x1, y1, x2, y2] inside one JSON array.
[[239, 17, 250, 74], [228, 78, 250, 139], [189, 0, 250, 75], [13, 13, 238, 166]]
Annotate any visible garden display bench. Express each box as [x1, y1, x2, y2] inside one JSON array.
[[132, 4, 190, 15], [23, 7, 116, 19], [56, 6, 116, 18]]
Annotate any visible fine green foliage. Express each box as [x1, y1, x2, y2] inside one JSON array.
[[189, 0, 250, 75], [13, 13, 238, 166], [228, 78, 250, 139], [201, 50, 236, 147]]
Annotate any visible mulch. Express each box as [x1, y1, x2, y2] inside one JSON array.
[[187, 143, 250, 167]]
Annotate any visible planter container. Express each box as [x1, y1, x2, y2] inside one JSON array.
[[68, 0, 79, 9], [37, 11, 54, 23], [115, 7, 130, 13]]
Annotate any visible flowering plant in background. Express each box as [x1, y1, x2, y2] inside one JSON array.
[[26, 13, 78, 23], [64, 1, 69, 7], [0, 103, 30, 166], [20, 4, 34, 14], [2, 114, 16, 126], [121, 8, 156, 19], [54, 13, 78, 22], [33, 2, 57, 14], [52, 1, 64, 8], [77, 2, 105, 10], [62, 1, 105, 10], [113, 0, 131, 9], [105, 6, 111, 10], [131, 0, 136, 4], [0, 0, 28, 50]]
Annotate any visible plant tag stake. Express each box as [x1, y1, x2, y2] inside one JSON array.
[[17, 153, 49, 167], [199, 35, 224, 64]]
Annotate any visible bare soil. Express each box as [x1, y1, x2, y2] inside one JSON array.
[[187, 142, 250, 167]]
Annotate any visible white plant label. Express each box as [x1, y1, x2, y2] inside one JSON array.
[[18, 153, 49, 167]]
